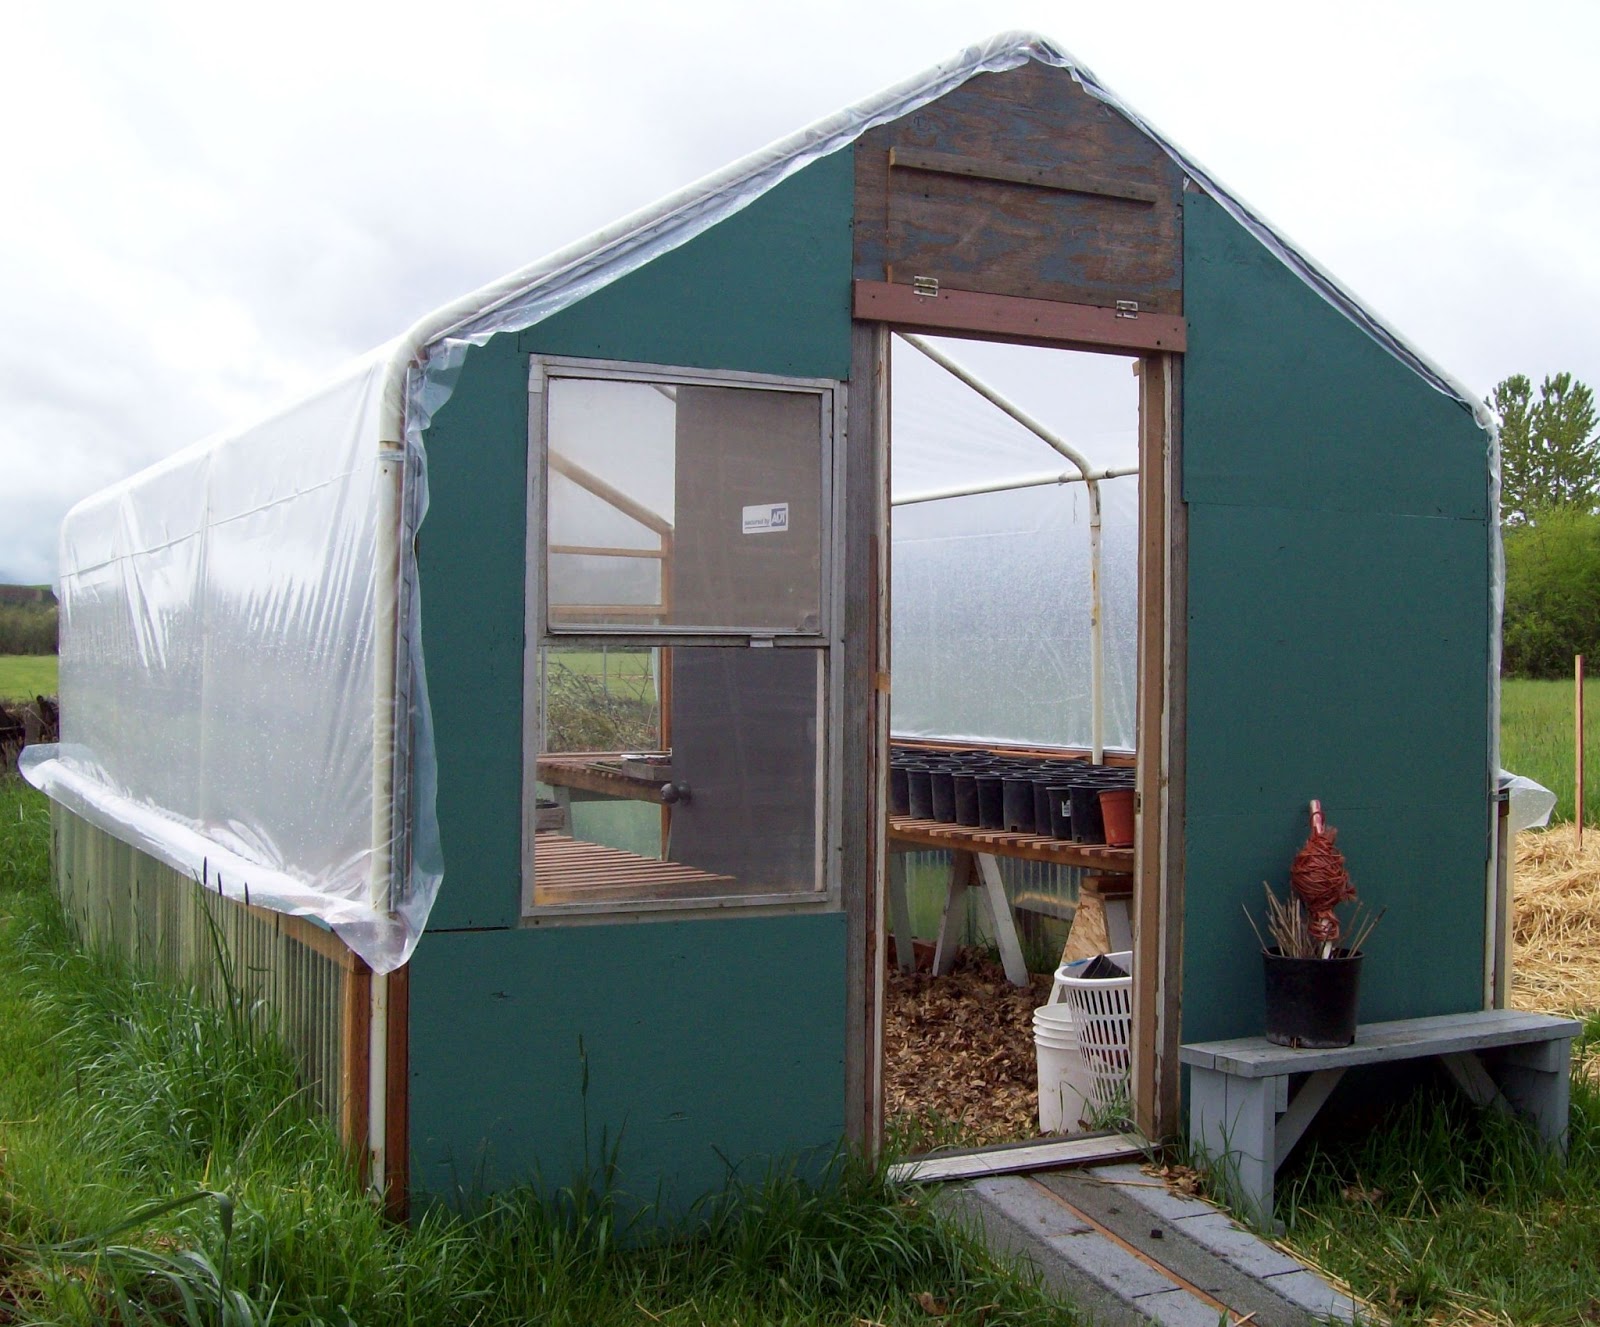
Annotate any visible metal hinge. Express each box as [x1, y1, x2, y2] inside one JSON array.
[[913, 275, 940, 299], [1115, 300, 1139, 320]]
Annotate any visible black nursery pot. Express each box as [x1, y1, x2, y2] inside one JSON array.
[[889, 764, 910, 816], [1263, 948, 1363, 1049]]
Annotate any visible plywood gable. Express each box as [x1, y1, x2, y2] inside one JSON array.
[[854, 61, 1184, 315]]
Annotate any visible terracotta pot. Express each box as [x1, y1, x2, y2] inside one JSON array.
[[1099, 787, 1135, 847]]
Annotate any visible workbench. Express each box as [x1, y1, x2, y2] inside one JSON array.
[[888, 816, 1133, 988]]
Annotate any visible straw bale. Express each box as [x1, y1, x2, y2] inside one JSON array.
[[1509, 827, 1600, 1083], [1510, 827, 1600, 1015]]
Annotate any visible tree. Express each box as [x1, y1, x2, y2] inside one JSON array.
[[1502, 507, 1600, 676], [1494, 372, 1600, 525]]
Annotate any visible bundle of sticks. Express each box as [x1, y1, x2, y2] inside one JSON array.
[[1246, 800, 1384, 959]]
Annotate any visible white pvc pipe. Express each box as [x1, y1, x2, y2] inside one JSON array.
[[897, 334, 1108, 762], [892, 464, 1138, 508], [367, 441, 403, 1198]]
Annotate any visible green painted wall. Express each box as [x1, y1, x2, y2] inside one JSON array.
[[408, 915, 848, 1208], [411, 149, 855, 1201], [1181, 192, 1493, 1044]]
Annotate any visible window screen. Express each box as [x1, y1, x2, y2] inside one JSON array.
[[544, 373, 826, 633]]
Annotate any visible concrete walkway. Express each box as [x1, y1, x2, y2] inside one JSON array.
[[945, 1162, 1362, 1325]]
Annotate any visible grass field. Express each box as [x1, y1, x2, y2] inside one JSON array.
[[0, 654, 56, 701], [1501, 676, 1600, 823]]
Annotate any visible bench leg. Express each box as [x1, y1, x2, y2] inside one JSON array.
[[888, 852, 914, 976], [1495, 1037, 1574, 1155], [1189, 1066, 1279, 1227]]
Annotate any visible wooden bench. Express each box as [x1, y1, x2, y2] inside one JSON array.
[[1181, 1009, 1582, 1225]]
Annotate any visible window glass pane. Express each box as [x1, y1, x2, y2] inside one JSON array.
[[546, 375, 824, 632], [532, 644, 823, 907]]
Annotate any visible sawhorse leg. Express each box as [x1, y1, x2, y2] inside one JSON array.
[[888, 850, 914, 975], [931, 851, 1029, 987]]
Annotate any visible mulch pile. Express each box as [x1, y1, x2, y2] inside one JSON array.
[[884, 947, 1053, 1147]]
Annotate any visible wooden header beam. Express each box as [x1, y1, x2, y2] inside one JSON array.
[[852, 280, 1186, 355]]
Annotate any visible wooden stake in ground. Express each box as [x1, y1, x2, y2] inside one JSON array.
[[1578, 654, 1586, 852]]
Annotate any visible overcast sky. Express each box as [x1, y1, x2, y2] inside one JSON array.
[[3, 0, 1596, 585]]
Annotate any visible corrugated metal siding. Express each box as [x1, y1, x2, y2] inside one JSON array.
[[53, 806, 356, 1126]]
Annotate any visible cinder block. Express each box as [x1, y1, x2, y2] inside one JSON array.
[[1132, 1287, 1237, 1327], [1047, 1230, 1184, 1300], [964, 1175, 1092, 1238], [1170, 1211, 1304, 1278], [1262, 1269, 1359, 1323]]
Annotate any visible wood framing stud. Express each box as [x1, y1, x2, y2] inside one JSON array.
[[852, 280, 1186, 354], [888, 147, 1161, 205]]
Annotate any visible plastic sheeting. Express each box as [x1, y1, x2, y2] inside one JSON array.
[[1501, 771, 1557, 835], [22, 348, 443, 973], [25, 31, 1497, 963], [889, 337, 1139, 748]]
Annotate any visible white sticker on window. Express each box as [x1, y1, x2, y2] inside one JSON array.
[[742, 502, 790, 535]]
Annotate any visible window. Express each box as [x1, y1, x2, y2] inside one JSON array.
[[525, 358, 841, 917]]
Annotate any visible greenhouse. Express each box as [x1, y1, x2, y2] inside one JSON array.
[[24, 32, 1503, 1214]]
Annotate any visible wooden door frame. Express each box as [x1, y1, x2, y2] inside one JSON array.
[[849, 283, 1186, 1148]]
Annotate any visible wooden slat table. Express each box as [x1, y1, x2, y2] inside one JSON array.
[[536, 754, 668, 803], [532, 832, 737, 906], [1181, 1009, 1581, 1225], [888, 816, 1133, 988]]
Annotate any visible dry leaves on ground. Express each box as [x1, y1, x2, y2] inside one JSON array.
[[883, 948, 1052, 1147]]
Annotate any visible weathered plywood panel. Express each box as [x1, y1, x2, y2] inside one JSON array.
[[408, 914, 847, 1209], [855, 62, 1184, 314]]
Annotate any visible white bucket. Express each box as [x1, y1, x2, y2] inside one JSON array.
[[1033, 1003, 1095, 1134]]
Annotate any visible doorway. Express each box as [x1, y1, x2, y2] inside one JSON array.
[[867, 328, 1178, 1168]]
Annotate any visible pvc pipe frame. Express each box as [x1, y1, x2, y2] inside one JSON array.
[[896, 333, 1130, 763]]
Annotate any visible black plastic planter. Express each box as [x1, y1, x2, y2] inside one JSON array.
[[906, 767, 934, 819], [1067, 782, 1105, 844], [952, 773, 981, 826], [889, 764, 910, 816], [1002, 776, 1037, 834], [975, 775, 1006, 829], [929, 769, 958, 823], [1263, 948, 1363, 1048]]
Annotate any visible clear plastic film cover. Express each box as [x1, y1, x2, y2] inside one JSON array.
[[22, 349, 442, 974]]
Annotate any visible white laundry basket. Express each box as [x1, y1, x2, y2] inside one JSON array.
[[1053, 950, 1133, 1119]]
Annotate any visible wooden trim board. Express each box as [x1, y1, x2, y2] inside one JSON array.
[[888, 1132, 1146, 1183], [853, 280, 1186, 355], [889, 816, 1134, 873]]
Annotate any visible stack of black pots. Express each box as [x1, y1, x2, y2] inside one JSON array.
[[888, 746, 1136, 845]]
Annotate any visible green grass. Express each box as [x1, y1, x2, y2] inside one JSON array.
[[1274, 1067, 1600, 1324], [0, 777, 1077, 1326], [1501, 676, 1600, 822], [0, 654, 56, 701]]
